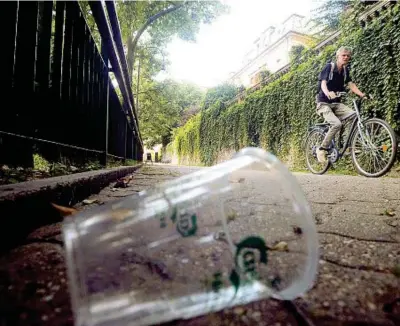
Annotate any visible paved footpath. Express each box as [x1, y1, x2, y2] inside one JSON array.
[[0, 164, 399, 326]]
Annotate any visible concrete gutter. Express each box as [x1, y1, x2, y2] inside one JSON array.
[[0, 164, 142, 254]]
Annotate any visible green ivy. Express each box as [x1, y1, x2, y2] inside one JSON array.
[[172, 2, 400, 167]]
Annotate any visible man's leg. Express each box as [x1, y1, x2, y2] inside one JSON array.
[[316, 104, 342, 163], [334, 103, 356, 121], [333, 103, 356, 150]]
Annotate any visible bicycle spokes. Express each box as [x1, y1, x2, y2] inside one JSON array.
[[352, 121, 395, 175]]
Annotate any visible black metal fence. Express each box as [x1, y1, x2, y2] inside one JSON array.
[[0, 0, 143, 168]]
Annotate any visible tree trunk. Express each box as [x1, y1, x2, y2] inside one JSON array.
[[127, 33, 134, 81], [126, 4, 183, 79]]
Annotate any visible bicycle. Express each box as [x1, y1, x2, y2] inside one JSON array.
[[305, 92, 398, 177]]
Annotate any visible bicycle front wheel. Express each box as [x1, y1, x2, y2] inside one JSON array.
[[351, 118, 398, 177]]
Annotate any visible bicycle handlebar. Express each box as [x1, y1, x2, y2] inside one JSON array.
[[334, 92, 372, 100], [335, 92, 347, 97]]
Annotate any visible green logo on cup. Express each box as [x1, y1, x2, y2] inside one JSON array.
[[176, 211, 198, 237], [157, 206, 198, 237], [229, 236, 269, 295]]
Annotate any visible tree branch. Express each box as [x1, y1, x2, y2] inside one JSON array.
[[127, 3, 185, 78]]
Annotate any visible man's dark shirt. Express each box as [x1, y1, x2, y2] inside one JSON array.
[[317, 63, 352, 104]]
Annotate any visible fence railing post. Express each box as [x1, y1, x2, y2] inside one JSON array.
[[124, 120, 127, 162], [100, 40, 109, 166]]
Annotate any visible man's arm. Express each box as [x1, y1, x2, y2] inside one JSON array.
[[348, 82, 366, 98], [321, 80, 337, 99]]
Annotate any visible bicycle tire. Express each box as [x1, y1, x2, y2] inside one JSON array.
[[351, 118, 398, 177], [305, 128, 331, 175]]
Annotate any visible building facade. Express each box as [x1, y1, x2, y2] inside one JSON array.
[[228, 14, 317, 87]]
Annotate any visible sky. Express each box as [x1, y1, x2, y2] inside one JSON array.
[[156, 0, 319, 89]]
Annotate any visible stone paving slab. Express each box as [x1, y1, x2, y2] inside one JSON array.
[[0, 164, 399, 326]]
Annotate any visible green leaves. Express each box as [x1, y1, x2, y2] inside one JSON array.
[[138, 79, 205, 147], [202, 83, 240, 110]]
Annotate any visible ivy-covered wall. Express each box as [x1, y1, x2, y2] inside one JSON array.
[[172, 3, 400, 168]]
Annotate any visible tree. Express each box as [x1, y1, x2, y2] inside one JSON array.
[[138, 79, 205, 147], [289, 44, 306, 64], [113, 1, 229, 147], [116, 1, 229, 79], [312, 0, 352, 31], [259, 68, 272, 80], [202, 83, 239, 110]]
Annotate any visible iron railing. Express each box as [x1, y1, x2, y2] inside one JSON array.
[[0, 0, 143, 168]]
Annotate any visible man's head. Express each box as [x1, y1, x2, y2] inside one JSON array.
[[336, 46, 352, 66]]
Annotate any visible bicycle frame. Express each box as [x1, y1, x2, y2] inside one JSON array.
[[333, 98, 365, 157]]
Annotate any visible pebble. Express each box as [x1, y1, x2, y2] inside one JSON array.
[[51, 285, 60, 291], [42, 294, 54, 302], [55, 308, 61, 313], [338, 300, 345, 307], [330, 280, 339, 286], [251, 311, 261, 320], [181, 258, 189, 264], [322, 301, 330, 308], [234, 307, 245, 315], [41, 315, 49, 321], [367, 302, 377, 311], [241, 315, 250, 324]]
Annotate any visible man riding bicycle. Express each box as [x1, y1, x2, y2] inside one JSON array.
[[316, 46, 367, 163]]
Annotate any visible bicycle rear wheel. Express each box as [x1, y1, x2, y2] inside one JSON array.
[[351, 118, 398, 177], [305, 129, 330, 174]]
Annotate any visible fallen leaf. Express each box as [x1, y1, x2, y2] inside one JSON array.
[[227, 211, 237, 222], [271, 241, 289, 252], [51, 203, 78, 217], [384, 209, 396, 217], [83, 199, 98, 205], [114, 175, 133, 188]]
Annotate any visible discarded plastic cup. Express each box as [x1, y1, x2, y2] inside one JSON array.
[[63, 147, 318, 326]]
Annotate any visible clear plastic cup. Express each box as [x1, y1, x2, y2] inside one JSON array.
[[62, 147, 318, 326]]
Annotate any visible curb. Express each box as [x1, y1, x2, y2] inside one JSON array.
[[0, 164, 142, 254]]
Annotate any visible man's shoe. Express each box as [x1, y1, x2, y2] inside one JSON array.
[[316, 147, 328, 163]]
